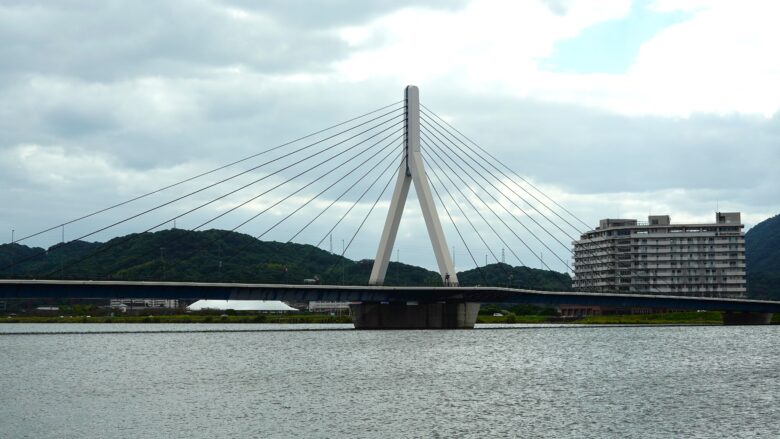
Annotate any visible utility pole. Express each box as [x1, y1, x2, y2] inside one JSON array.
[[218, 244, 223, 278], [396, 248, 400, 286], [329, 234, 333, 254], [160, 247, 166, 280], [61, 225, 65, 243], [10, 229, 14, 244], [501, 248, 505, 264]]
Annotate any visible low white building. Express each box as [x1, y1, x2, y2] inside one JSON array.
[[187, 300, 298, 312]]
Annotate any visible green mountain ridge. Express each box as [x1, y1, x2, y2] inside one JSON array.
[[745, 213, 780, 300], [0, 228, 571, 290]]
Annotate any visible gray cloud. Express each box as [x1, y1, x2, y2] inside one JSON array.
[[423, 92, 780, 197], [0, 0, 777, 272]]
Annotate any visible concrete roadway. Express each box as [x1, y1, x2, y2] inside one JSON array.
[[2, 279, 780, 313]]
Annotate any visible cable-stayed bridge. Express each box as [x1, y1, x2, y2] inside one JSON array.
[[1, 86, 777, 328]]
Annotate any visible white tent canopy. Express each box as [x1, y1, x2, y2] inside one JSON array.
[[187, 300, 298, 312]]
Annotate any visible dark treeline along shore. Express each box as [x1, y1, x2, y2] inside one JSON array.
[[0, 229, 571, 290]]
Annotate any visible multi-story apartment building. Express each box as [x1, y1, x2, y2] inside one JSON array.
[[572, 212, 746, 297]]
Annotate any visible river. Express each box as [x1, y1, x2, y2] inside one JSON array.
[[1, 324, 778, 438]]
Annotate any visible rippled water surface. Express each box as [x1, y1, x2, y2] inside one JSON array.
[[1, 324, 778, 438]]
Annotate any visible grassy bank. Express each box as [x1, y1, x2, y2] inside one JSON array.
[[476, 315, 552, 324], [479, 311, 780, 325], [574, 311, 724, 325]]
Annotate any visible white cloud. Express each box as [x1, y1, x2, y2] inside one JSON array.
[[334, 0, 631, 85], [332, 0, 780, 117]]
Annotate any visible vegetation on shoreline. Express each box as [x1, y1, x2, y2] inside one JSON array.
[[746, 213, 780, 300], [3, 311, 776, 325]]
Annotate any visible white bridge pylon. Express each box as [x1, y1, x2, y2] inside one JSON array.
[[369, 86, 458, 286]]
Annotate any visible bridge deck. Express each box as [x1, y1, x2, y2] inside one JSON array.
[[1, 280, 779, 313]]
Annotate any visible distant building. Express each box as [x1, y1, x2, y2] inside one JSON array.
[[308, 301, 351, 313], [572, 212, 746, 297], [110, 298, 182, 310]]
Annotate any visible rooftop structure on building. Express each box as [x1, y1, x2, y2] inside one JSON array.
[[572, 212, 746, 297]]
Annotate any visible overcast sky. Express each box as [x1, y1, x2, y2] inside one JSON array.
[[2, 0, 779, 274]]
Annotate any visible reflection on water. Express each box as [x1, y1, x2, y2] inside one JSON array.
[[1, 324, 778, 438]]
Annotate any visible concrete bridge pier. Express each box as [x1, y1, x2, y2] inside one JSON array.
[[721, 312, 774, 325], [350, 301, 480, 329]]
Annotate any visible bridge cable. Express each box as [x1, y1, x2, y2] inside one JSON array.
[[420, 133, 556, 272], [165, 141, 401, 278], [422, 107, 586, 237], [421, 138, 541, 270], [12, 101, 404, 245], [47, 125, 404, 279], [188, 127, 404, 234], [422, 153, 506, 268], [36, 121, 403, 275], [420, 127, 569, 272], [420, 104, 591, 232], [6, 111, 403, 274], [421, 118, 575, 255], [424, 165, 486, 284], [423, 117, 659, 291], [114, 130, 403, 282], [214, 149, 404, 282], [423, 153, 508, 284], [420, 147, 526, 268], [422, 107, 669, 294], [323, 161, 401, 284], [421, 111, 580, 243], [285, 148, 403, 245]]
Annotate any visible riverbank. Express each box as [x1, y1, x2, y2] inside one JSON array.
[[0, 314, 352, 324], [2, 311, 777, 324]]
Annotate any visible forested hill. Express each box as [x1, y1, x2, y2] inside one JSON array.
[[746, 213, 780, 300], [458, 263, 572, 291], [0, 229, 570, 289]]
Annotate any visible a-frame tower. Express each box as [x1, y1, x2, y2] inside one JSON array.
[[369, 86, 458, 286]]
